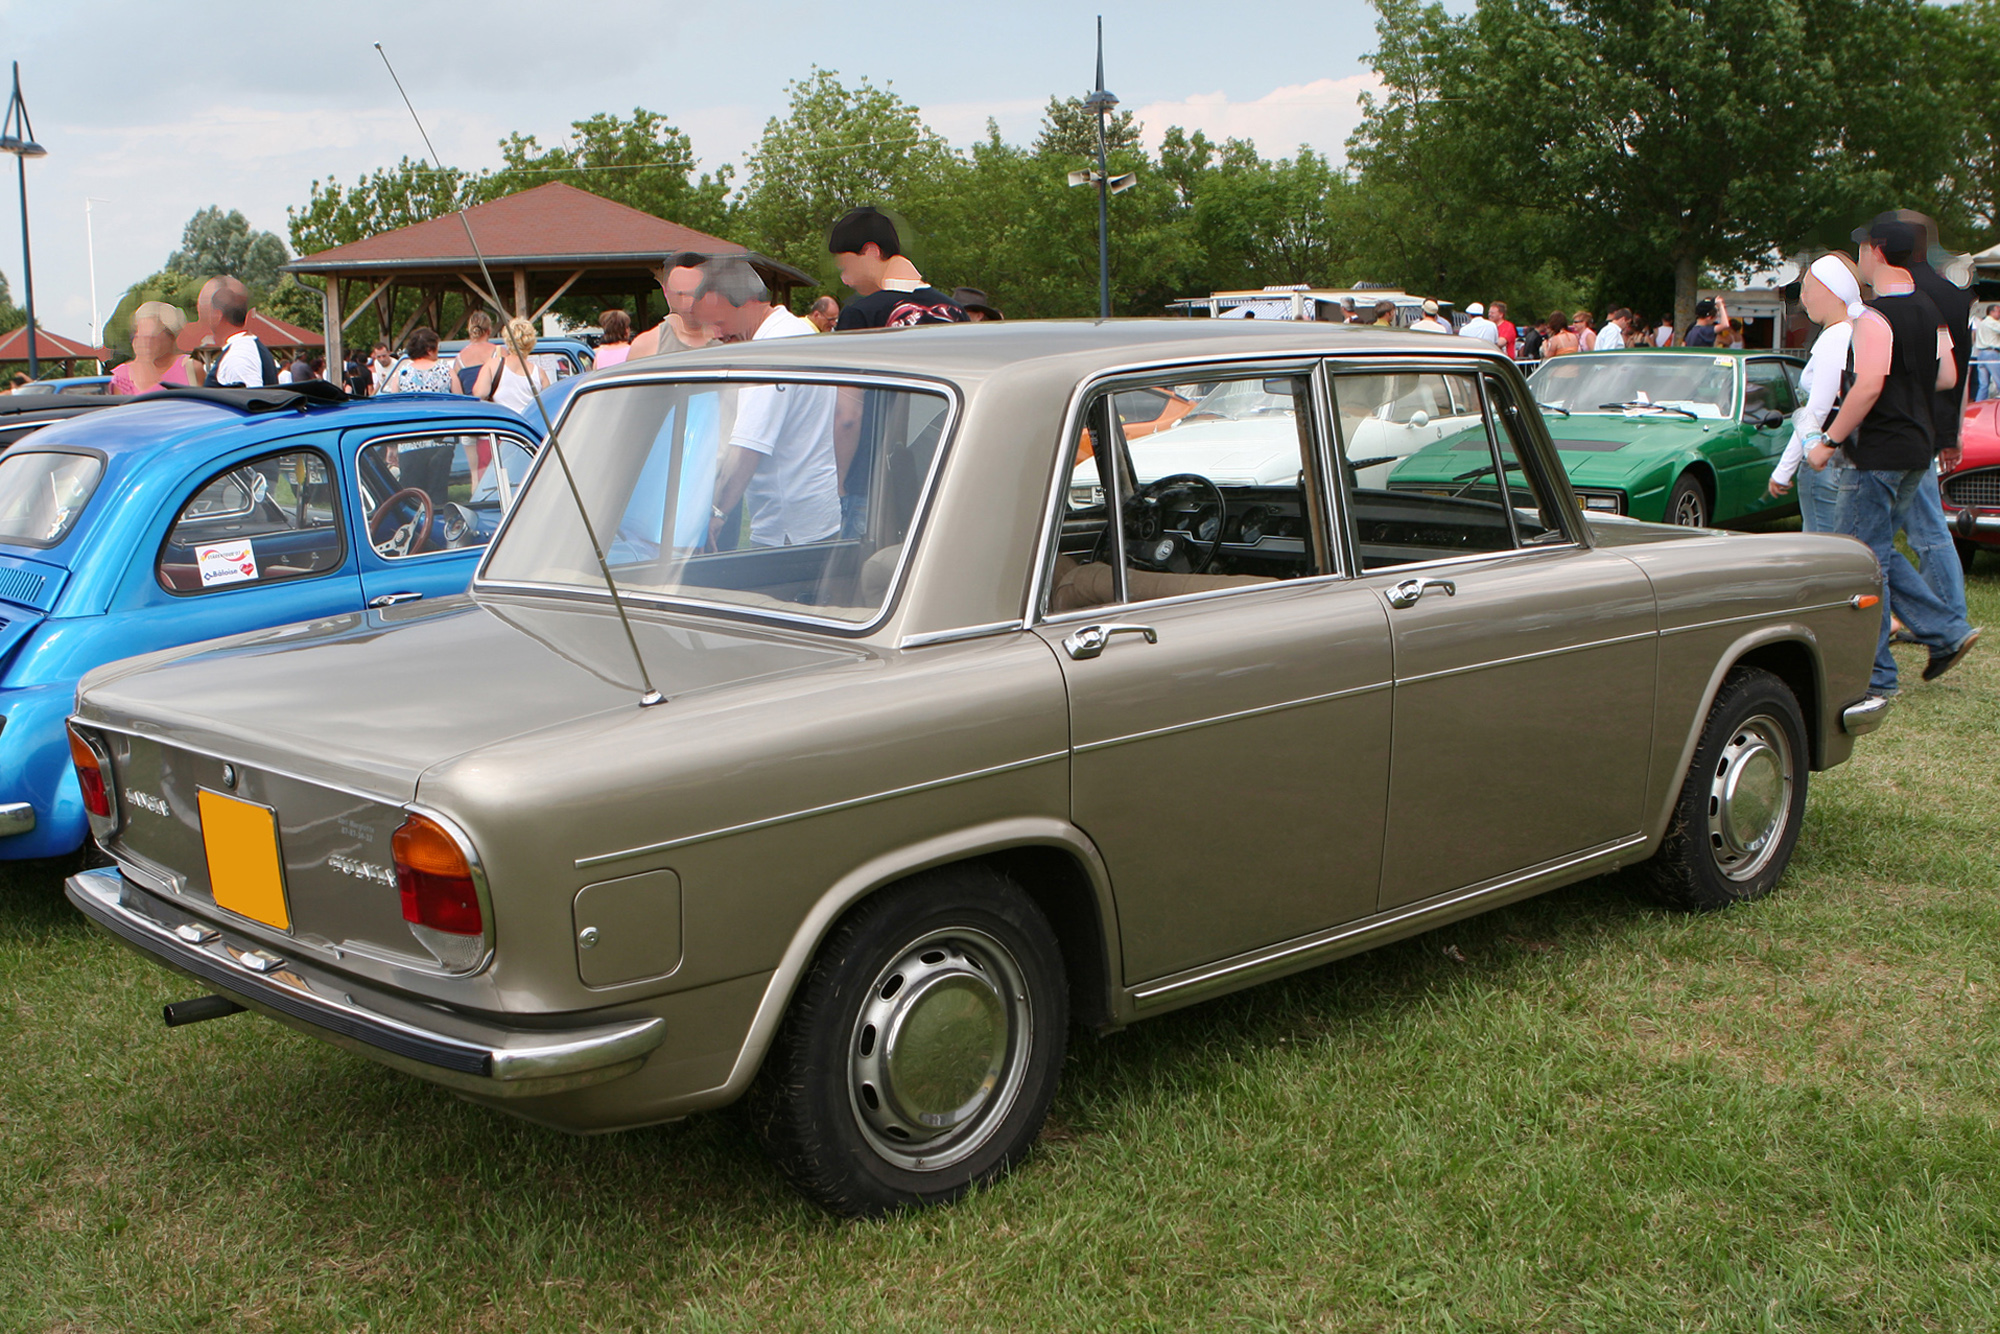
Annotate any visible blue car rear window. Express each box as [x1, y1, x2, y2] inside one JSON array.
[[0, 450, 103, 548]]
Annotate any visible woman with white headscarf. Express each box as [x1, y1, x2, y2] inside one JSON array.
[[1767, 253, 1867, 531]]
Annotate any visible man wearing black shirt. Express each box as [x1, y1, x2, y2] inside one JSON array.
[[828, 208, 967, 330]]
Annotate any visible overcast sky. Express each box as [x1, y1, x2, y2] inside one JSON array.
[[0, 0, 1396, 340]]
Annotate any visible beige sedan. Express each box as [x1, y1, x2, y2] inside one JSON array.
[[66, 321, 1885, 1216]]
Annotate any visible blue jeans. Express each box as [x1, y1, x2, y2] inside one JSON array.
[[1834, 468, 1974, 693], [1975, 349, 2000, 401], [1796, 460, 1842, 533], [1893, 467, 1970, 626]]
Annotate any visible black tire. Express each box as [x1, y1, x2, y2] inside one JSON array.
[[1644, 666, 1809, 912], [747, 865, 1069, 1217], [1665, 471, 1711, 528], [1957, 539, 1982, 577]]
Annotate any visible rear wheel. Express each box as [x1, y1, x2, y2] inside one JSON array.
[[1666, 472, 1711, 527], [748, 865, 1069, 1217], [1645, 667, 1808, 911]]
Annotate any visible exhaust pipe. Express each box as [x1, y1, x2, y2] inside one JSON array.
[[163, 995, 246, 1027]]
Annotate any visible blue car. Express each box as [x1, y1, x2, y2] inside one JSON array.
[[0, 384, 541, 860]]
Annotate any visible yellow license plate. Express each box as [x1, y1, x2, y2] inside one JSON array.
[[198, 789, 291, 930]]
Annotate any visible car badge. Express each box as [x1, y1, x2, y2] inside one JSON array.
[[329, 854, 396, 887], [122, 789, 170, 817]]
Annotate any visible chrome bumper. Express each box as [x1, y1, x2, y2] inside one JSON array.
[[0, 802, 33, 837], [1841, 694, 1892, 736], [1950, 509, 2000, 538], [65, 867, 665, 1097]]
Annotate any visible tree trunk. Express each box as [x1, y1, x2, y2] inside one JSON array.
[[1673, 252, 1699, 342]]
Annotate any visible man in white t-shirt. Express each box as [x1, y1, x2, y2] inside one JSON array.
[[1411, 299, 1452, 333], [1458, 301, 1500, 345], [694, 258, 841, 548], [1594, 307, 1631, 351], [196, 276, 276, 387]]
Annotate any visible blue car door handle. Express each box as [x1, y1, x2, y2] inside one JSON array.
[[367, 592, 423, 608]]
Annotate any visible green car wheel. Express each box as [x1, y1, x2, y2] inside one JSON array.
[[1666, 473, 1711, 527]]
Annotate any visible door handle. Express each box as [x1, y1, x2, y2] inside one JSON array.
[[368, 592, 424, 608], [1062, 623, 1158, 660], [1386, 578, 1457, 609]]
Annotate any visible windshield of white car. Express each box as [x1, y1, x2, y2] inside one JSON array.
[[0, 450, 103, 548], [1181, 380, 1295, 422], [482, 378, 951, 625], [1528, 353, 1737, 419]]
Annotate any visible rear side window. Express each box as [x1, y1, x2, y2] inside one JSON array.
[[157, 450, 344, 594], [0, 451, 102, 548]]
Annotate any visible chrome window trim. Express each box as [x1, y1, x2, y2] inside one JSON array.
[[471, 369, 962, 641], [898, 619, 1025, 650], [1479, 370, 1584, 546], [1026, 355, 1335, 629], [1036, 567, 1358, 624], [575, 750, 1070, 870], [349, 427, 539, 565]]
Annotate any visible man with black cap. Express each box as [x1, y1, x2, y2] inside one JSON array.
[[1806, 213, 1979, 695], [1864, 210, 1974, 631]]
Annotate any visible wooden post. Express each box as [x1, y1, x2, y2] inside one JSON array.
[[513, 267, 529, 320], [325, 276, 343, 377]]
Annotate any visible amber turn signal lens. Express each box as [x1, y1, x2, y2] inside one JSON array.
[[68, 725, 111, 818], [1852, 594, 1881, 609], [391, 814, 483, 936]]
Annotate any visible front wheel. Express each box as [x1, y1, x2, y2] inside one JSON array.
[[1665, 472, 1711, 528], [1644, 666, 1808, 911], [748, 865, 1069, 1217]]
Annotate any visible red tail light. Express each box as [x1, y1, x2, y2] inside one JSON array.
[[392, 814, 483, 936], [68, 725, 111, 818]]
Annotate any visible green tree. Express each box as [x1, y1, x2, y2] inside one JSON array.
[[1032, 95, 1141, 159], [288, 156, 476, 257], [0, 270, 22, 335], [167, 206, 290, 290], [484, 108, 734, 238], [739, 69, 960, 289]]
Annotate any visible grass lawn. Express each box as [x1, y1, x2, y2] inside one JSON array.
[[4, 564, 1998, 1333]]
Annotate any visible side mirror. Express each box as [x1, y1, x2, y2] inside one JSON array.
[[1749, 408, 1785, 429], [1407, 410, 1431, 429]]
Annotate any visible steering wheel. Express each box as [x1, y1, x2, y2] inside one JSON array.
[[369, 487, 433, 557], [1097, 473, 1228, 574]]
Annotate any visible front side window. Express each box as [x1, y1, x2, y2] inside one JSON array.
[[483, 378, 949, 624], [0, 451, 102, 548], [157, 450, 343, 593], [356, 432, 535, 559], [1049, 370, 1327, 612], [1355, 372, 1569, 567], [1744, 360, 1797, 417]]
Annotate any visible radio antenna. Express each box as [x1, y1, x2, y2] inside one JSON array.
[[374, 42, 664, 707]]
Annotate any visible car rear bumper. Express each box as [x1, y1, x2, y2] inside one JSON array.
[[1841, 694, 1892, 736], [65, 867, 665, 1097], [0, 802, 32, 836]]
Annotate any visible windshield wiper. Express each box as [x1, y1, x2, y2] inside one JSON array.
[[1536, 402, 1571, 418], [1599, 401, 1698, 419]]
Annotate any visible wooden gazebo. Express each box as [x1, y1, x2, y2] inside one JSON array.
[[0, 326, 111, 376], [177, 311, 324, 356], [283, 182, 816, 369]]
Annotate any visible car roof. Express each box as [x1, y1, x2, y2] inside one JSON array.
[[6, 387, 537, 468], [599, 318, 1513, 388]]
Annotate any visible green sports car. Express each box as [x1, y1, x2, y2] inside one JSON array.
[[1385, 348, 1805, 527]]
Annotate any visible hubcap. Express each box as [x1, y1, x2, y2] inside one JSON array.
[[1672, 489, 1706, 527], [848, 927, 1032, 1171], [1706, 714, 1794, 881]]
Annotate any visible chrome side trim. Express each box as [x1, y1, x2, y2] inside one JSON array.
[[898, 619, 1025, 650], [1840, 694, 1891, 736], [1129, 833, 1649, 1008], [575, 751, 1070, 869], [1395, 629, 1656, 687], [1660, 600, 1854, 637], [65, 868, 664, 1095], [1075, 680, 1391, 755], [0, 801, 33, 837]]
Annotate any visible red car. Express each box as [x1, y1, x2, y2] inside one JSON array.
[[1946, 400, 2000, 571]]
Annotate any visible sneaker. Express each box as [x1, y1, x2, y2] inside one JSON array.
[[1923, 627, 1982, 683]]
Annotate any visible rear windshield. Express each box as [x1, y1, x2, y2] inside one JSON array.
[[483, 377, 951, 626], [0, 451, 103, 548]]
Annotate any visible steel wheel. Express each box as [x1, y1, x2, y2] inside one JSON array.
[[847, 927, 1034, 1171], [1667, 473, 1710, 527], [1705, 713, 1794, 882]]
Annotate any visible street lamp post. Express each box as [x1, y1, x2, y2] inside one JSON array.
[[0, 63, 47, 380], [1065, 18, 1134, 320]]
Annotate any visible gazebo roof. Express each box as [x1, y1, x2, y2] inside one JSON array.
[[0, 326, 109, 361], [284, 181, 814, 286], [178, 311, 324, 352]]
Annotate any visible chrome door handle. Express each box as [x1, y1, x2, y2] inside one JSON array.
[[368, 591, 424, 608], [1386, 578, 1457, 609], [1062, 623, 1158, 660]]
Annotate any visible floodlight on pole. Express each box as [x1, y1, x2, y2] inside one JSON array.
[[0, 62, 46, 379]]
